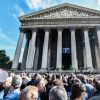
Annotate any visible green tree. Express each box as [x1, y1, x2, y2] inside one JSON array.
[[0, 50, 12, 69]]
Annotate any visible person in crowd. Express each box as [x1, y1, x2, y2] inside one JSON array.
[[2, 70, 100, 100], [3, 77, 12, 97], [93, 78, 100, 95], [89, 95, 100, 100], [4, 75, 22, 100], [0, 69, 8, 100], [27, 73, 42, 86], [89, 77, 100, 100], [66, 74, 77, 98], [71, 82, 87, 100], [9, 72, 15, 78], [78, 74, 94, 98], [49, 86, 68, 100], [85, 82, 94, 98], [45, 75, 53, 99], [21, 73, 30, 90], [33, 77, 47, 100], [52, 79, 63, 86], [78, 75, 87, 84], [19, 86, 38, 100], [62, 74, 68, 84]]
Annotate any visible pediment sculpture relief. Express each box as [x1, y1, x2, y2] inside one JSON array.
[[32, 9, 97, 19]]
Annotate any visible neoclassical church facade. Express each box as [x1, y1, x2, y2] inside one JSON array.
[[12, 3, 100, 71]]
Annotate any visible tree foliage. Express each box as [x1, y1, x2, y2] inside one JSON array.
[[0, 50, 12, 69]]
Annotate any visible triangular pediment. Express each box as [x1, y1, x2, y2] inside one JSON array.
[[19, 3, 100, 20]]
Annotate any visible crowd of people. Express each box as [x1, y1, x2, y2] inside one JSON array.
[[0, 69, 100, 100]]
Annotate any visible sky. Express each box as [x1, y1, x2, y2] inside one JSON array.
[[0, 0, 100, 62]]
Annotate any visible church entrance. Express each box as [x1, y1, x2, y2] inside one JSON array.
[[62, 48, 71, 70], [62, 29, 71, 70]]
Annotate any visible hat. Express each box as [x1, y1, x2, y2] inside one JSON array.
[[0, 69, 8, 83]]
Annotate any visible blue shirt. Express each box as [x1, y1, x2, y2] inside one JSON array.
[[0, 90, 4, 100], [4, 88, 20, 100], [85, 84, 94, 98], [38, 93, 41, 100]]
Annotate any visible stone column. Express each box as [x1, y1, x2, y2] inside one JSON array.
[[83, 46, 86, 69], [41, 28, 50, 70], [56, 28, 63, 70], [96, 26, 100, 55], [95, 44, 100, 69], [70, 27, 78, 70], [26, 28, 37, 70], [12, 30, 24, 70], [95, 26, 100, 70], [33, 46, 39, 70], [47, 47, 51, 70], [33, 38, 40, 71], [84, 28, 93, 69], [21, 34, 30, 70], [47, 34, 51, 70]]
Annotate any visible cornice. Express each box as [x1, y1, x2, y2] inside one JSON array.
[[20, 17, 100, 20], [20, 17, 100, 27], [20, 24, 100, 30]]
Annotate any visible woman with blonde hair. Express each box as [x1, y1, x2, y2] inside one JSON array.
[[19, 86, 38, 100]]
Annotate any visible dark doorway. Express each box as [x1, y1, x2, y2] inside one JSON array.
[[62, 29, 71, 70], [62, 50, 71, 70]]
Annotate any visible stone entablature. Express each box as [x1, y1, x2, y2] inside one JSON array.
[[20, 17, 100, 27]]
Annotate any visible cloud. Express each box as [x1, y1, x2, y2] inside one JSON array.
[[24, 0, 66, 10], [0, 28, 16, 46], [12, 13, 19, 21], [12, 14, 17, 19], [12, 4, 24, 19], [25, 0, 43, 10], [14, 4, 24, 16], [97, 0, 100, 5]]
